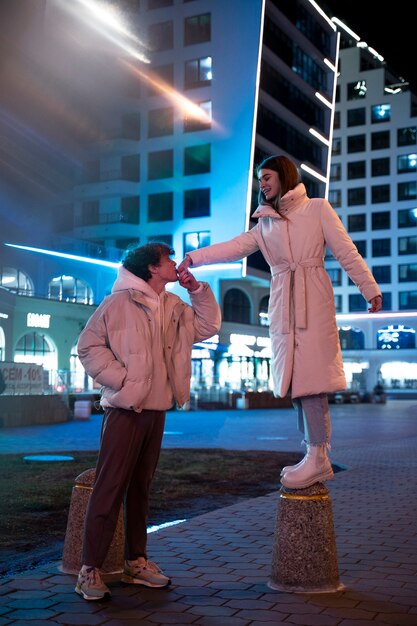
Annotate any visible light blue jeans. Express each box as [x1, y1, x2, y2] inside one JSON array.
[[292, 393, 331, 447]]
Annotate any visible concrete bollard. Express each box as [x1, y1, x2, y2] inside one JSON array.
[[269, 483, 343, 593], [60, 468, 124, 574]]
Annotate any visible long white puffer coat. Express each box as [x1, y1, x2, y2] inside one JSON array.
[[188, 183, 381, 399], [77, 267, 221, 411]]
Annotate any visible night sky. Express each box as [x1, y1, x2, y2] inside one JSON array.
[[321, 1, 417, 92]]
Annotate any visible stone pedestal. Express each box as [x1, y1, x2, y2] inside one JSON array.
[[269, 483, 343, 593], [60, 468, 124, 574]]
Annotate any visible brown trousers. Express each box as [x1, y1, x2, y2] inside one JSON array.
[[82, 407, 166, 568]]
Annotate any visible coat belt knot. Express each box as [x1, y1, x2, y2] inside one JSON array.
[[270, 257, 324, 333]]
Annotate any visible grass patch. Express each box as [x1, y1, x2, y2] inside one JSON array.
[[0, 448, 301, 575]]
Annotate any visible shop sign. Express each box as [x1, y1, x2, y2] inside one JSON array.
[[0, 362, 44, 395], [27, 313, 51, 328]]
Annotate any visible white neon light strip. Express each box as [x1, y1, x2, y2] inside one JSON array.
[[324, 58, 336, 73], [315, 91, 333, 109], [337, 312, 417, 321], [6, 243, 242, 273], [300, 163, 327, 183], [147, 519, 186, 533], [307, 0, 336, 30], [309, 128, 330, 146], [331, 17, 360, 41], [5, 244, 120, 268]]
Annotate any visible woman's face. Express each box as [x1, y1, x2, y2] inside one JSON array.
[[258, 168, 281, 201]]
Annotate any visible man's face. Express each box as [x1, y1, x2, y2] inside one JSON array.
[[155, 254, 178, 283]]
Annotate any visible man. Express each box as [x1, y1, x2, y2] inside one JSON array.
[[75, 242, 221, 601]]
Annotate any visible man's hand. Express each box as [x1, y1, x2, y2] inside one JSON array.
[[177, 256, 191, 273], [368, 295, 382, 313], [178, 267, 199, 292]]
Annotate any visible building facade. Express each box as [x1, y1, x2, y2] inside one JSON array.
[[1, 0, 415, 397]]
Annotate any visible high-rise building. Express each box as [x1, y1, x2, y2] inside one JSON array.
[[1, 1, 415, 398]]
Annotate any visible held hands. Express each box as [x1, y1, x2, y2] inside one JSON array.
[[368, 295, 382, 313], [177, 256, 191, 273], [178, 266, 199, 292]]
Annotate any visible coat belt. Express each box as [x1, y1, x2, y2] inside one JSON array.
[[270, 258, 324, 333]]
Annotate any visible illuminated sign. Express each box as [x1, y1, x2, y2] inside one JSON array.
[[27, 313, 51, 329]]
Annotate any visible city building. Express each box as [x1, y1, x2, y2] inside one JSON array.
[[1, 0, 415, 399]]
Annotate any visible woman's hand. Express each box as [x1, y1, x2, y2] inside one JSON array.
[[177, 256, 191, 273], [368, 295, 382, 313], [178, 268, 199, 292]]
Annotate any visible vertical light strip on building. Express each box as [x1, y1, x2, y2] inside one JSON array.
[[242, 0, 266, 279]]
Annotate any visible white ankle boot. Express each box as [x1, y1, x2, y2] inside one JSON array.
[[280, 445, 310, 476], [280, 445, 333, 489]]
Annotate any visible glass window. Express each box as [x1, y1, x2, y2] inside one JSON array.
[[333, 111, 340, 129], [398, 181, 417, 201], [372, 238, 391, 257], [48, 276, 93, 304], [327, 268, 341, 286], [332, 137, 341, 155], [148, 107, 174, 138], [148, 20, 173, 51], [184, 144, 210, 175], [372, 211, 390, 230], [330, 163, 341, 181], [0, 267, 34, 295], [224, 288, 251, 324], [399, 290, 417, 310], [348, 214, 366, 232], [184, 56, 212, 89], [148, 192, 173, 222], [353, 240, 367, 257], [399, 263, 417, 282], [148, 149, 173, 180], [338, 327, 365, 349], [371, 157, 390, 177], [372, 265, 391, 283], [371, 185, 390, 204], [184, 188, 210, 218], [328, 189, 341, 207], [380, 292, 392, 311], [349, 294, 367, 312], [121, 196, 140, 223], [397, 153, 417, 174], [148, 65, 174, 96], [347, 107, 366, 126], [347, 134, 366, 153], [398, 208, 417, 227], [259, 295, 270, 326], [121, 155, 140, 181], [148, 0, 172, 8], [148, 234, 173, 245], [371, 104, 391, 123], [347, 160, 365, 179], [347, 80, 367, 99], [184, 231, 210, 255], [398, 235, 417, 255], [184, 100, 212, 132], [184, 13, 211, 46], [397, 126, 417, 146], [122, 113, 140, 140], [371, 131, 390, 150], [334, 294, 342, 312], [347, 187, 366, 206]]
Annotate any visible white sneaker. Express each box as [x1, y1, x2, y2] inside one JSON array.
[[75, 565, 111, 601], [121, 557, 171, 588]]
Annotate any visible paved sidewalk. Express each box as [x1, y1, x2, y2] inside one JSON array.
[[0, 401, 416, 625]]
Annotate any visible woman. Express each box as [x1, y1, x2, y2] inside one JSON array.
[[178, 155, 382, 490]]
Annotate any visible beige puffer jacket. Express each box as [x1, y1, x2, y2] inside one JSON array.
[[77, 267, 221, 411]]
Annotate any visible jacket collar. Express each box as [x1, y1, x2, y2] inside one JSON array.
[[252, 183, 308, 219]]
